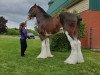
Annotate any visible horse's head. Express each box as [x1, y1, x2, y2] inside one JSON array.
[[28, 4, 51, 20], [28, 4, 38, 20]]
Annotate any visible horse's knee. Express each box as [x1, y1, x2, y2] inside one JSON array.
[[39, 34, 46, 41]]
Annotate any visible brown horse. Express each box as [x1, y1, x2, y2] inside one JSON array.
[[27, 4, 84, 64]]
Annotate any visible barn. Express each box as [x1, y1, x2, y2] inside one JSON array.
[[47, 0, 100, 49]]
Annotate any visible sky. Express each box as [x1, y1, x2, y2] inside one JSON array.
[[0, 0, 50, 30]]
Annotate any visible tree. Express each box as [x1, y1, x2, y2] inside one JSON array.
[[0, 16, 8, 33]]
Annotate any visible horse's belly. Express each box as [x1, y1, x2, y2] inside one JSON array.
[[45, 32, 52, 36], [45, 27, 64, 36]]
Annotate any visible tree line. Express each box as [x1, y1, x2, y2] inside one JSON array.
[[0, 16, 38, 36]]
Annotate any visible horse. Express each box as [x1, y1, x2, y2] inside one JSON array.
[[27, 4, 84, 64]]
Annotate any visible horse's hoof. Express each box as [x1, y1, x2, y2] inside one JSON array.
[[77, 61, 84, 64], [48, 55, 54, 57], [64, 61, 77, 64], [37, 56, 47, 59]]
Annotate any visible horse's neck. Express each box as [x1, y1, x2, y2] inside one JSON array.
[[36, 13, 47, 23]]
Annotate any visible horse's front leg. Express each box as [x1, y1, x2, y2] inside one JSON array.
[[37, 39, 47, 58], [46, 38, 53, 57]]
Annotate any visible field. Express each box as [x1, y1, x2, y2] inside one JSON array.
[[0, 35, 100, 75]]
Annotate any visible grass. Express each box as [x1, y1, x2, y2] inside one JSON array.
[[0, 35, 100, 75]]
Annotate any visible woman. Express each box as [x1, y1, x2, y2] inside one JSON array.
[[19, 22, 28, 57]]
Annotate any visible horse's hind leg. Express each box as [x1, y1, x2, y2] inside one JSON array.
[[64, 31, 84, 64], [77, 40, 84, 63], [45, 38, 53, 57], [37, 39, 47, 58]]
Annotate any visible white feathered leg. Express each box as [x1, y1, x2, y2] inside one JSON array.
[[64, 40, 78, 64], [77, 40, 84, 63], [37, 39, 47, 58], [46, 38, 53, 57], [64, 31, 84, 64]]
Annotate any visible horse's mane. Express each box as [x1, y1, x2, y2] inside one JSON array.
[[28, 5, 51, 18], [37, 6, 51, 18], [28, 6, 33, 14]]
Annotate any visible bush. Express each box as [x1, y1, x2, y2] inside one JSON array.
[[50, 33, 71, 51], [27, 29, 38, 36], [50, 21, 85, 52], [78, 21, 86, 38], [0, 28, 38, 36], [6, 28, 20, 35]]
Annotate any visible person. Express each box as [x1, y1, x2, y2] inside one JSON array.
[[19, 22, 28, 57]]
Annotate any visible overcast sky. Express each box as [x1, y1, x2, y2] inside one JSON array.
[[0, 0, 50, 30]]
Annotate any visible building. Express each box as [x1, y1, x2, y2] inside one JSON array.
[[47, 0, 100, 49]]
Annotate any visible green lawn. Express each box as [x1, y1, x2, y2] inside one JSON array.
[[0, 35, 100, 75]]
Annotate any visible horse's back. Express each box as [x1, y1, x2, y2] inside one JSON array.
[[59, 12, 77, 24]]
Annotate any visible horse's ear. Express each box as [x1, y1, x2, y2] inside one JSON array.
[[34, 3, 37, 7]]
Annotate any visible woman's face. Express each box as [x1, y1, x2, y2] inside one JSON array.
[[25, 25, 27, 27], [22, 24, 26, 28], [20, 22, 27, 28]]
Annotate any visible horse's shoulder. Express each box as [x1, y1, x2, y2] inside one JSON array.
[[52, 15, 58, 18], [51, 16, 60, 21]]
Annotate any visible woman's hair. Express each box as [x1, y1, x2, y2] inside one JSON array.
[[19, 22, 26, 32]]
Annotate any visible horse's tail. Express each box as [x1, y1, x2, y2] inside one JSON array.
[[77, 16, 82, 27]]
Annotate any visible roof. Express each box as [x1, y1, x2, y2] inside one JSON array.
[[89, 0, 100, 11], [47, 0, 82, 15]]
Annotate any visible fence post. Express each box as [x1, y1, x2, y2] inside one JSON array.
[[90, 27, 93, 49]]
